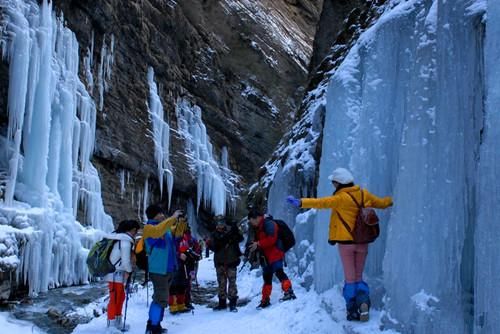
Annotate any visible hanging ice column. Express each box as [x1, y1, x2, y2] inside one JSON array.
[[97, 34, 115, 111], [175, 98, 239, 215], [0, 0, 112, 295], [146, 67, 174, 208]]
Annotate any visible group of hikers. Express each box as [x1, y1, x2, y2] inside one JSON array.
[[94, 167, 392, 333]]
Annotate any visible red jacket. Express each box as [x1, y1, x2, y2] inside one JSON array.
[[256, 217, 284, 264]]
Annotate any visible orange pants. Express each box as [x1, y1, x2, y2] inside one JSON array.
[[108, 282, 125, 320]]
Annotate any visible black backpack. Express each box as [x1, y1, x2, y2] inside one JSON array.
[[274, 219, 296, 252], [135, 237, 148, 271]]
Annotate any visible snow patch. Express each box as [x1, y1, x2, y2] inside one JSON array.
[[411, 290, 439, 312]]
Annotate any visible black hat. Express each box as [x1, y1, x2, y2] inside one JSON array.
[[214, 215, 226, 225], [146, 204, 163, 220], [247, 208, 263, 219]]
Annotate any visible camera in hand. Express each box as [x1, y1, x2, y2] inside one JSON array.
[[186, 247, 201, 261]]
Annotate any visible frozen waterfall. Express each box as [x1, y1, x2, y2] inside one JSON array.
[[266, 0, 493, 332], [313, 0, 486, 332], [0, 0, 112, 295]]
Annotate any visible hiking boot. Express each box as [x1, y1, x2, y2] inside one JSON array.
[[145, 324, 166, 334], [146, 321, 167, 334], [213, 299, 227, 311], [229, 298, 238, 313], [346, 310, 360, 321], [107, 319, 116, 328], [346, 300, 360, 321], [359, 302, 370, 322], [256, 298, 271, 309], [114, 316, 130, 331], [279, 289, 297, 302]]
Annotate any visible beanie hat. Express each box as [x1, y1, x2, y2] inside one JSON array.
[[247, 208, 263, 219], [328, 168, 354, 184], [146, 204, 164, 220], [214, 215, 226, 225]]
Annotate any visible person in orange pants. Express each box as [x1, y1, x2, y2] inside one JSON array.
[[108, 281, 126, 320], [247, 210, 296, 309], [105, 220, 140, 330]]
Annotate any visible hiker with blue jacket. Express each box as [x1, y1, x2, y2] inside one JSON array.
[[287, 167, 393, 322], [105, 220, 140, 331], [143, 205, 183, 334]]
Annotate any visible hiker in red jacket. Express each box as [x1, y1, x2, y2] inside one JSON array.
[[247, 209, 296, 309]]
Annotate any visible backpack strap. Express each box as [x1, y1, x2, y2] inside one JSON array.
[[336, 210, 354, 239], [345, 189, 364, 208], [113, 240, 122, 266], [114, 237, 134, 267], [335, 190, 364, 239]]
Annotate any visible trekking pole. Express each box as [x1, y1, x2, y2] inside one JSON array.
[[146, 270, 149, 307], [238, 259, 248, 273], [122, 272, 135, 332], [195, 267, 199, 287]]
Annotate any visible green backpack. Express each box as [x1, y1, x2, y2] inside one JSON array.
[[86, 238, 119, 277]]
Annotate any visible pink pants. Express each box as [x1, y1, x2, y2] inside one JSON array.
[[338, 243, 369, 283]]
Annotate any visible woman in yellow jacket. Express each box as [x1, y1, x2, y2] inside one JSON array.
[[287, 167, 392, 322]]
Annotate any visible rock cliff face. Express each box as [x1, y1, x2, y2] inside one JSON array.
[[2, 0, 323, 223]]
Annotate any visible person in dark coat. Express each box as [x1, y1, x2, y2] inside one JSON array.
[[169, 217, 191, 314], [209, 215, 244, 312]]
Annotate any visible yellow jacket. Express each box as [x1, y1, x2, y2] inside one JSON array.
[[143, 217, 177, 239], [301, 185, 393, 243]]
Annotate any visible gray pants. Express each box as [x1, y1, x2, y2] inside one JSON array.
[[150, 273, 173, 308], [216, 265, 238, 301]]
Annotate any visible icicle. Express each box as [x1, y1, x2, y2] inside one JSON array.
[[175, 98, 239, 215], [146, 67, 174, 209], [142, 178, 149, 222], [96, 33, 115, 111], [221, 146, 229, 168], [119, 169, 126, 198], [97, 35, 106, 111], [186, 199, 198, 237], [2, 0, 31, 206]]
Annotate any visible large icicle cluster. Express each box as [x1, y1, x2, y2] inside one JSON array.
[[146, 67, 174, 209], [0, 0, 112, 296], [175, 98, 239, 215]]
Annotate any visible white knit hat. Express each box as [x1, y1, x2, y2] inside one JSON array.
[[328, 168, 354, 184]]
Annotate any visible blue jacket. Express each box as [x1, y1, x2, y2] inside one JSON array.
[[144, 219, 178, 275]]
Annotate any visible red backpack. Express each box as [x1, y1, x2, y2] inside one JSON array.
[[336, 190, 380, 244]]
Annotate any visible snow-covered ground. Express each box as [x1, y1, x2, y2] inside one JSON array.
[[72, 256, 399, 334]]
